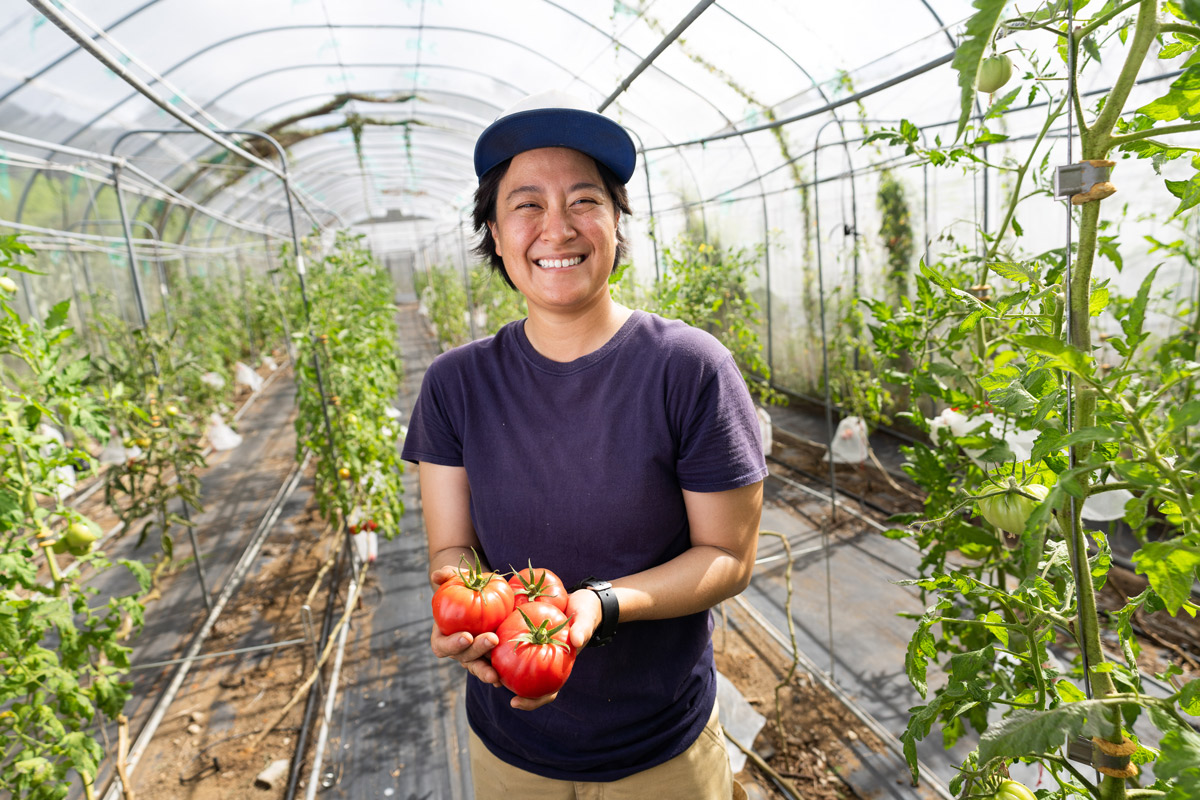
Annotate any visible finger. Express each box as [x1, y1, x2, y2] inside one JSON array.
[[431, 628, 498, 662], [565, 591, 601, 649], [430, 626, 472, 658], [430, 565, 460, 586], [510, 690, 559, 711], [466, 658, 502, 687]]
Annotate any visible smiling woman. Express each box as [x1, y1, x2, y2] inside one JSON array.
[[488, 148, 620, 330], [401, 90, 767, 799]]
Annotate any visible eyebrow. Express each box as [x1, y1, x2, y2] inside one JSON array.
[[505, 182, 605, 202]]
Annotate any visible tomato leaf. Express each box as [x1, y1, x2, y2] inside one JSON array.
[[1169, 400, 1200, 432], [1178, 678, 1200, 716], [1149, 705, 1200, 798], [1121, 265, 1159, 346], [1135, 64, 1200, 122], [1165, 171, 1200, 216], [1013, 334, 1093, 376], [952, 0, 1013, 142], [977, 702, 1112, 767], [906, 597, 952, 698], [1132, 540, 1200, 615], [989, 260, 1039, 283]]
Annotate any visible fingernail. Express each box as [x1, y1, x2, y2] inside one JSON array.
[[457, 636, 470, 647]]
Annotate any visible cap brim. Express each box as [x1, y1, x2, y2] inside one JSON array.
[[474, 108, 636, 183]]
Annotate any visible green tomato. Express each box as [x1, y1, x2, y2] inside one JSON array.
[[977, 54, 1014, 93], [990, 779, 1037, 800], [65, 522, 98, 553], [978, 480, 1050, 535], [0, 276, 17, 294]]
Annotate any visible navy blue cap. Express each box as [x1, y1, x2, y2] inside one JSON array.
[[473, 90, 637, 183]]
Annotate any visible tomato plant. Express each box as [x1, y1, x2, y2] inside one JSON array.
[[286, 232, 406, 542], [491, 602, 577, 699], [431, 550, 516, 637], [863, 2, 1200, 798], [508, 563, 568, 613], [0, 236, 152, 800]]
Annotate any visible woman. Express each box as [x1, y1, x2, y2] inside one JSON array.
[[401, 90, 766, 797]]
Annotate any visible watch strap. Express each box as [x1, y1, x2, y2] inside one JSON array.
[[574, 577, 618, 647]]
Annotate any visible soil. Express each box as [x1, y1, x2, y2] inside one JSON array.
[[714, 603, 890, 800], [127, 479, 354, 800]]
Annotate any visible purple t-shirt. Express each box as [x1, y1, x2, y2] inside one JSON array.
[[402, 309, 767, 781]]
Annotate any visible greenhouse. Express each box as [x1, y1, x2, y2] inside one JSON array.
[[1, 0, 1198, 798]]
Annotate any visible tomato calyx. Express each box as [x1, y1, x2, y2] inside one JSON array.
[[506, 606, 572, 651], [454, 548, 501, 592], [976, 777, 1036, 800], [510, 561, 556, 602]]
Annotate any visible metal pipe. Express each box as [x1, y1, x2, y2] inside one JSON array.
[[129, 638, 307, 672], [24, 0, 283, 178], [643, 51, 956, 152], [597, 0, 717, 112]]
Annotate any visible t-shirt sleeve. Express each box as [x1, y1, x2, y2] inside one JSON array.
[[675, 353, 768, 492], [400, 360, 464, 467]]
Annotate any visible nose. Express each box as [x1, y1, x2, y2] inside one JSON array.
[[540, 203, 577, 243]]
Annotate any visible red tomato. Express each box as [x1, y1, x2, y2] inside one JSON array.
[[491, 602, 577, 698], [508, 564, 568, 613], [431, 565, 515, 637]]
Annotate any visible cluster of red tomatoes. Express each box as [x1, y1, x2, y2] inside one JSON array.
[[432, 560, 576, 699]]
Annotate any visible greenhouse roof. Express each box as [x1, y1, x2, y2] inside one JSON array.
[[0, 0, 984, 244]]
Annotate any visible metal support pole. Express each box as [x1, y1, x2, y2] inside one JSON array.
[[812, 120, 839, 681], [457, 211, 477, 340]]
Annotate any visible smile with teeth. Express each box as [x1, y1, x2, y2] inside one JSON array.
[[535, 255, 584, 269]]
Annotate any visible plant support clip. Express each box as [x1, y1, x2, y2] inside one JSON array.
[[1054, 160, 1116, 205]]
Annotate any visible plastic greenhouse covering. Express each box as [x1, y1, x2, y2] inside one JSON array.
[[4, 0, 1200, 798], [0, 0, 1194, 398]]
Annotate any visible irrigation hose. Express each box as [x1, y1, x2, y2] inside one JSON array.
[[99, 451, 311, 800], [302, 545, 364, 800], [283, 525, 353, 800]]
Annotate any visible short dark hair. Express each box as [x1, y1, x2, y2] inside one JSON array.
[[471, 155, 633, 291]]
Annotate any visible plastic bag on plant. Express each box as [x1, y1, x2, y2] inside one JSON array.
[[756, 406, 773, 458], [99, 431, 140, 464], [354, 530, 378, 564], [234, 361, 263, 392], [384, 405, 403, 420], [829, 415, 869, 464], [261, 354, 277, 372], [200, 371, 226, 390], [38, 424, 76, 499], [206, 412, 243, 451], [1082, 477, 1134, 521], [716, 669, 765, 775], [929, 408, 1038, 466]]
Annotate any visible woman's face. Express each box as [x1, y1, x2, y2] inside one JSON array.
[[487, 147, 619, 317]]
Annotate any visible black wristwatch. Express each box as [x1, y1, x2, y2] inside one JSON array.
[[574, 577, 619, 647]]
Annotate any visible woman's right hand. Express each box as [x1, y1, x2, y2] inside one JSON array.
[[429, 564, 502, 686]]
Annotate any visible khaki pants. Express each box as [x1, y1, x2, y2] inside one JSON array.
[[468, 702, 743, 799]]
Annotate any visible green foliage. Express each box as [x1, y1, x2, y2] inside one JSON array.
[[288, 231, 407, 537], [871, 3, 1200, 795], [951, 0, 1013, 141], [414, 261, 527, 351], [0, 236, 148, 799], [639, 238, 780, 406]]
